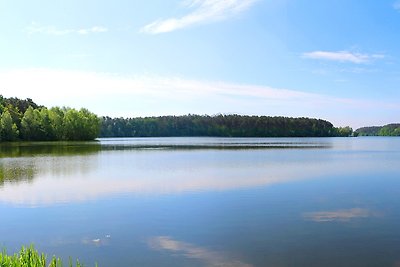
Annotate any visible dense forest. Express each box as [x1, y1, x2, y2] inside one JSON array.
[[100, 115, 354, 138], [0, 95, 355, 141], [0, 95, 100, 141], [356, 124, 400, 136]]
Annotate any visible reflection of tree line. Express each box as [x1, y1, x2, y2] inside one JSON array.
[[0, 142, 101, 157], [0, 143, 101, 186], [100, 144, 331, 150], [0, 162, 35, 185]]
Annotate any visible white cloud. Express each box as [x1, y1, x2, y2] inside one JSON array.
[[302, 51, 384, 64], [26, 22, 108, 36], [0, 68, 398, 128], [141, 0, 258, 34], [0, 68, 337, 107]]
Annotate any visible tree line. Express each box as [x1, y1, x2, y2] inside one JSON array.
[[0, 95, 100, 141], [100, 114, 354, 138], [1, 95, 356, 141], [356, 124, 400, 136]]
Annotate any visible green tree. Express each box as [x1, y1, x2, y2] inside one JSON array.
[[63, 108, 100, 141], [99, 115, 343, 138], [335, 126, 353, 137], [63, 108, 82, 141], [78, 108, 101, 140], [49, 107, 66, 140], [20, 106, 41, 140], [39, 108, 56, 140], [0, 109, 19, 141], [378, 124, 400, 136]]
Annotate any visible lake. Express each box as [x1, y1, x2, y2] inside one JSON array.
[[1, 137, 400, 267]]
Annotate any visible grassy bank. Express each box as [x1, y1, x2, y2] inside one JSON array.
[[0, 245, 90, 267]]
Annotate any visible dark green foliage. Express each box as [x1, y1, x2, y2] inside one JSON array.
[[376, 124, 400, 136], [333, 126, 354, 137], [63, 108, 100, 141], [0, 109, 19, 141], [1, 95, 356, 139], [1, 97, 41, 114], [355, 126, 382, 136], [378, 124, 400, 136], [356, 124, 400, 136], [20, 106, 42, 141], [100, 114, 346, 137], [0, 95, 100, 142]]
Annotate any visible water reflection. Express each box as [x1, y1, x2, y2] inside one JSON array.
[[148, 236, 252, 267], [81, 235, 112, 247], [1, 138, 400, 267], [0, 159, 36, 185], [99, 137, 333, 150], [0, 154, 375, 206], [0, 143, 101, 205], [0, 142, 100, 185], [0, 141, 101, 157], [0, 138, 399, 206], [303, 208, 375, 222]]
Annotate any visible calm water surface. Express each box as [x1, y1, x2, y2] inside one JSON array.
[[1, 137, 400, 266]]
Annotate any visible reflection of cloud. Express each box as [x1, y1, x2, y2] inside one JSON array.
[[303, 208, 373, 222], [81, 235, 111, 247], [0, 167, 310, 206], [0, 144, 397, 206], [0, 155, 99, 206], [148, 236, 252, 267], [0, 154, 352, 206]]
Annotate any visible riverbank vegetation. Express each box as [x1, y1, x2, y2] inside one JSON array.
[[1, 95, 356, 140], [100, 115, 354, 137], [0, 96, 100, 141], [0, 245, 87, 267], [356, 124, 400, 136]]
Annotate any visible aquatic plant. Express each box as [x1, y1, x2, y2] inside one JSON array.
[[0, 245, 89, 267]]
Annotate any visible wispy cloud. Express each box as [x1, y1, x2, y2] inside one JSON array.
[[148, 236, 252, 267], [26, 22, 108, 36], [310, 66, 381, 76], [0, 68, 348, 111], [302, 51, 384, 64], [0, 68, 399, 129], [141, 0, 258, 34]]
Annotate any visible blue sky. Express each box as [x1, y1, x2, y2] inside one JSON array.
[[0, 0, 399, 128]]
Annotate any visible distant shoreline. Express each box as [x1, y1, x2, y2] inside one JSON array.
[[355, 124, 400, 136], [8, 95, 399, 142], [100, 114, 354, 138]]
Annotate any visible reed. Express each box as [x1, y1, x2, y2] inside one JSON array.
[[0, 245, 90, 267]]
